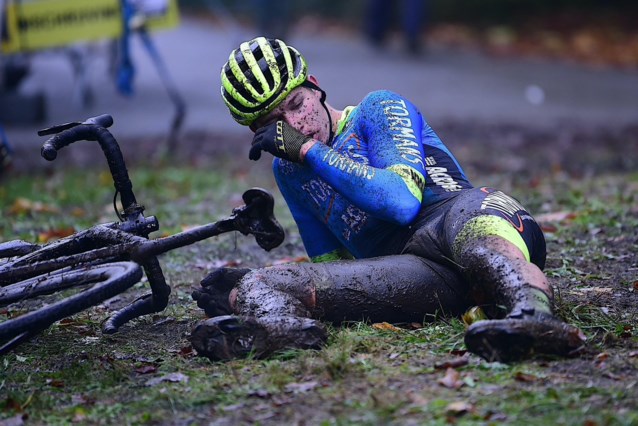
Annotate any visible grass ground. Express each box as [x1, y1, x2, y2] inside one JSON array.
[[0, 123, 637, 425]]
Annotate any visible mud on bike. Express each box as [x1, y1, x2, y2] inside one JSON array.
[[0, 114, 285, 355]]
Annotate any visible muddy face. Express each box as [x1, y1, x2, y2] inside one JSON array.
[[252, 86, 331, 143]]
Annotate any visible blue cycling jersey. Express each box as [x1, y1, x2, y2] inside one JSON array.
[[273, 90, 473, 261]]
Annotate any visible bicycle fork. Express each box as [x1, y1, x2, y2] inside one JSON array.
[[103, 255, 170, 334]]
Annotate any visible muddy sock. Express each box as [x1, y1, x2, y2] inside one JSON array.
[[507, 287, 553, 319]]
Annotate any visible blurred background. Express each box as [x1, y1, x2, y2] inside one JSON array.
[[1, 0, 637, 173]]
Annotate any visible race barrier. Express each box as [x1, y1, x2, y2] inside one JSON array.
[[1, 0, 180, 54]]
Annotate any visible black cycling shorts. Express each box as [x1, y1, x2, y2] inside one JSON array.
[[403, 187, 546, 269]]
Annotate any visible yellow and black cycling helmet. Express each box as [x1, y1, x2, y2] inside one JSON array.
[[221, 37, 308, 126]]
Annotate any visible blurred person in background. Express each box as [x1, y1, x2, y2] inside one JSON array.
[[252, 0, 292, 40], [364, 0, 427, 54], [189, 37, 586, 363], [0, 123, 12, 177]]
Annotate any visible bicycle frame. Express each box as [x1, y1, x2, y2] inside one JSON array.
[[0, 115, 284, 341]]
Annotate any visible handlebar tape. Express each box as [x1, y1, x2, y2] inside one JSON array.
[[40, 123, 138, 210]]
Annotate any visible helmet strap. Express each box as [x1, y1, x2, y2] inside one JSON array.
[[302, 80, 334, 145]]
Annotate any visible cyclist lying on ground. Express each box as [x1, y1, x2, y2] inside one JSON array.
[[190, 37, 586, 363]]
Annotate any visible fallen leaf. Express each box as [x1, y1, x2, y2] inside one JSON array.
[[220, 403, 245, 412], [407, 391, 428, 406], [535, 211, 578, 223], [462, 306, 487, 326], [284, 380, 319, 393], [271, 256, 310, 265], [145, 372, 188, 387], [438, 367, 463, 389], [46, 379, 65, 388], [38, 228, 75, 243], [152, 317, 175, 327], [446, 400, 474, 416], [178, 346, 194, 357], [514, 372, 538, 382], [135, 365, 157, 375], [619, 325, 633, 338], [484, 410, 508, 422], [248, 389, 271, 399], [372, 322, 403, 332], [3, 397, 23, 412], [8, 198, 59, 215], [71, 394, 95, 406], [435, 357, 469, 370], [70, 207, 86, 218]]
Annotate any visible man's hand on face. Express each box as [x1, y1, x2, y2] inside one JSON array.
[[249, 121, 312, 163]]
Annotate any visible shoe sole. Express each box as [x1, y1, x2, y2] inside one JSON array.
[[464, 318, 586, 363]]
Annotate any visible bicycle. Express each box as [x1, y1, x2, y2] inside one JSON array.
[[0, 114, 285, 355]]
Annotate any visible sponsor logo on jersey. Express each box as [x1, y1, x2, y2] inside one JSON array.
[[302, 179, 333, 208], [424, 156, 463, 192], [380, 99, 425, 169], [322, 149, 375, 179], [341, 204, 368, 241]]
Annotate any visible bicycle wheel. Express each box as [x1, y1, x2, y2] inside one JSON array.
[[0, 261, 142, 355]]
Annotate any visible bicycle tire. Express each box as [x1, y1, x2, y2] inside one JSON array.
[[0, 261, 143, 354]]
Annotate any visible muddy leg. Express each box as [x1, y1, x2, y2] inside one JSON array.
[[458, 236, 553, 319], [190, 255, 469, 361], [457, 236, 586, 362], [229, 255, 470, 324]]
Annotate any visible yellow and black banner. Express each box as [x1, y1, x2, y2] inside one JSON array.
[[1, 0, 179, 54]]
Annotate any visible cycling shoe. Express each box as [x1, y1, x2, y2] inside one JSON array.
[[464, 313, 586, 363], [189, 314, 327, 361]]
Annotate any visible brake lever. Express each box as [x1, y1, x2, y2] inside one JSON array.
[[37, 121, 82, 136], [37, 115, 114, 136]]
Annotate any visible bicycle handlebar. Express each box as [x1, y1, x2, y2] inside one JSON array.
[[39, 115, 140, 216]]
